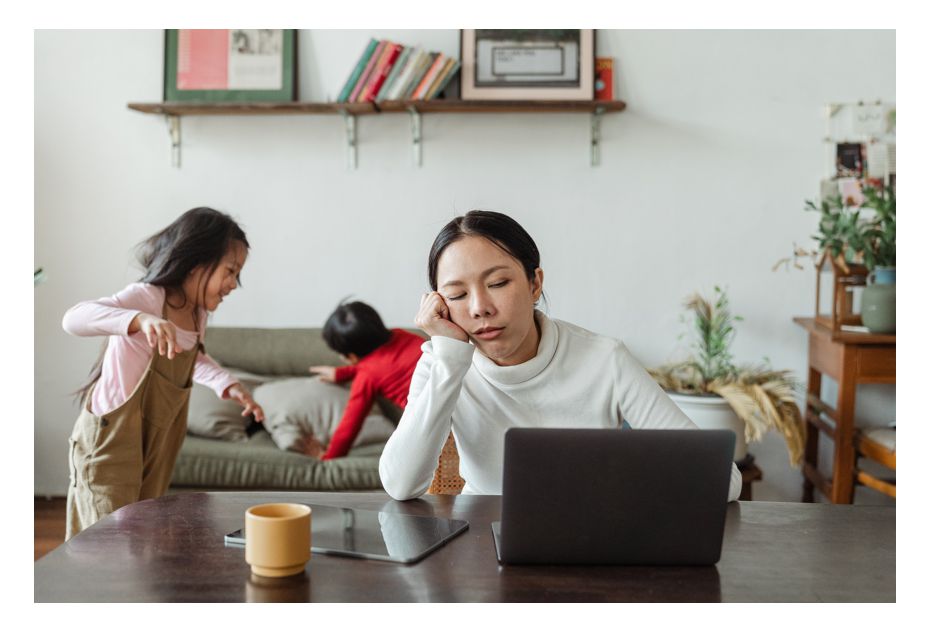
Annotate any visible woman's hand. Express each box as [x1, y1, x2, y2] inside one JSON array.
[[224, 383, 266, 423], [130, 313, 184, 359], [309, 365, 337, 383], [416, 292, 469, 342]]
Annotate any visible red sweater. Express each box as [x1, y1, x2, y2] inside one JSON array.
[[323, 329, 425, 460]]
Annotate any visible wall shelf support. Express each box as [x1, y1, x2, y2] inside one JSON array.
[[341, 110, 358, 170], [590, 106, 605, 167], [408, 107, 422, 167], [167, 115, 181, 168]]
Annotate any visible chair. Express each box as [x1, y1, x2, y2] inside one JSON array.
[[853, 425, 896, 500], [427, 433, 465, 495]]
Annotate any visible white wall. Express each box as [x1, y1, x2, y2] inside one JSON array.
[[34, 29, 896, 501]]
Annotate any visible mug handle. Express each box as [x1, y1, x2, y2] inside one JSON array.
[[866, 271, 876, 285]]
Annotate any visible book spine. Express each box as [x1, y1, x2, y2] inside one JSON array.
[[336, 38, 378, 103], [376, 46, 411, 102], [357, 41, 392, 102], [349, 40, 385, 102], [364, 43, 403, 103], [411, 53, 446, 100], [389, 48, 424, 100], [402, 52, 436, 99], [358, 42, 394, 102], [423, 58, 452, 100], [426, 58, 459, 100]]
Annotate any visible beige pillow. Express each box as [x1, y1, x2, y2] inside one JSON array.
[[253, 377, 396, 452], [187, 368, 270, 442]]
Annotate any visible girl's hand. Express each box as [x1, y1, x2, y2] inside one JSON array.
[[131, 313, 184, 360], [224, 383, 265, 423], [293, 432, 325, 459], [416, 292, 469, 342], [309, 365, 337, 383]]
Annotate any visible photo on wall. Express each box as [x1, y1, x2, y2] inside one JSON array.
[[164, 29, 297, 102], [459, 29, 595, 100]]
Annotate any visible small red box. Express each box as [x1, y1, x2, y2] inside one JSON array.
[[594, 57, 614, 100]]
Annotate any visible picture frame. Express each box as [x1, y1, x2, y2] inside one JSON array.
[[459, 29, 595, 101], [164, 29, 297, 102]]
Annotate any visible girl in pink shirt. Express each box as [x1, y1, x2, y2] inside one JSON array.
[[62, 207, 264, 538]]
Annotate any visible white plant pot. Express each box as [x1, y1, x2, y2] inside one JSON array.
[[667, 392, 747, 463]]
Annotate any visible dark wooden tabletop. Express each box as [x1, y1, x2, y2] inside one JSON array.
[[34, 491, 895, 602]]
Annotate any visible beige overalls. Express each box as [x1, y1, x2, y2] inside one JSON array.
[[66, 325, 201, 540]]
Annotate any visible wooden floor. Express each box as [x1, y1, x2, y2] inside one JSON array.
[[35, 497, 67, 561]]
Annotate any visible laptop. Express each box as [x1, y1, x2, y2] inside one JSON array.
[[491, 428, 734, 565]]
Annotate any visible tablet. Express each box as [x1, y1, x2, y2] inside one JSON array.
[[224, 503, 469, 564]]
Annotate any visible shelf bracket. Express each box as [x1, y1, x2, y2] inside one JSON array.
[[166, 115, 181, 168], [590, 106, 605, 167], [341, 110, 358, 170], [408, 107, 422, 167]]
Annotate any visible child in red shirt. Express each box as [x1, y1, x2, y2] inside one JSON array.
[[307, 301, 424, 460]]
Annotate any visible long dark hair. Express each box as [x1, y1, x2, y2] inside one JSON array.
[[75, 207, 250, 406], [428, 210, 543, 297]]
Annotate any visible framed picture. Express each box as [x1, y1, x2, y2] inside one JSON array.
[[459, 29, 595, 101], [164, 29, 297, 102]]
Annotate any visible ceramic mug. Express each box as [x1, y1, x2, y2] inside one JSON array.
[[245, 503, 312, 578]]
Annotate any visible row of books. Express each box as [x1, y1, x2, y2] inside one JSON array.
[[336, 38, 461, 103]]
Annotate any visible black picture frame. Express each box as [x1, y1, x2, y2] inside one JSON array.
[[459, 29, 595, 101]]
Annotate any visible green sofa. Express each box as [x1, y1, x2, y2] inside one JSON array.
[[169, 326, 418, 493]]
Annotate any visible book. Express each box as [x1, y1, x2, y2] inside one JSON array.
[[401, 52, 437, 99], [376, 46, 412, 102], [356, 41, 393, 102], [348, 39, 385, 102], [337, 38, 378, 103], [390, 48, 428, 100], [425, 58, 459, 100], [361, 42, 403, 102], [411, 53, 446, 100], [594, 57, 614, 100], [383, 47, 418, 100]]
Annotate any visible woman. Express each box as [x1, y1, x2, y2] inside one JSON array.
[[379, 210, 742, 501]]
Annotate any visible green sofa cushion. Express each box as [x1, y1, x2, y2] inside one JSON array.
[[172, 430, 385, 491]]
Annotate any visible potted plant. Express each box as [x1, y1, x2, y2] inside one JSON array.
[[649, 287, 805, 465], [776, 182, 895, 331]]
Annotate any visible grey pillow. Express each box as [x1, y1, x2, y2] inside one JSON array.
[[187, 368, 270, 442], [253, 377, 396, 453]]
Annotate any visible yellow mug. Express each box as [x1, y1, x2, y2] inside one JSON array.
[[245, 503, 312, 578]]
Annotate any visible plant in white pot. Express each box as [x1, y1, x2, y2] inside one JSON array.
[[649, 287, 806, 465]]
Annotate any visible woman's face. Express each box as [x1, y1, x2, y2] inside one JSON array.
[[436, 235, 543, 366]]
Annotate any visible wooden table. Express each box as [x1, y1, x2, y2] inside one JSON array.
[[793, 318, 896, 504], [34, 491, 895, 602]]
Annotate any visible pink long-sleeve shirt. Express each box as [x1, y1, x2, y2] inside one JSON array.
[[62, 282, 238, 417]]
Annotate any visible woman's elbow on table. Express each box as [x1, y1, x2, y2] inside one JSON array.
[[379, 463, 429, 501]]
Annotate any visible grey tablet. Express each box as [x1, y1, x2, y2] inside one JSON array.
[[225, 503, 469, 564]]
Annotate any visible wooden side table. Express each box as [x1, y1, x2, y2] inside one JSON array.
[[793, 317, 895, 504]]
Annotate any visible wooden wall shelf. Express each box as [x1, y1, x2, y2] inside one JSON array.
[[127, 100, 626, 116], [127, 100, 627, 169]]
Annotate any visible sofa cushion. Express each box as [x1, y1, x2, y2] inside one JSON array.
[[253, 377, 396, 452], [187, 368, 271, 442], [171, 429, 384, 491]]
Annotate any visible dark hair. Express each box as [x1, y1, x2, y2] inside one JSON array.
[[76, 207, 250, 406], [138, 206, 250, 306], [322, 300, 392, 359], [428, 210, 542, 292]]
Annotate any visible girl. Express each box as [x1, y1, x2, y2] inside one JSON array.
[[379, 210, 742, 502], [62, 207, 265, 539]]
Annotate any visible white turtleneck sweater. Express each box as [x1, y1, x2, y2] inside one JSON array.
[[379, 312, 742, 502]]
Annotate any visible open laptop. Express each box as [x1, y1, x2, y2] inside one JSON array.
[[491, 428, 734, 565]]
